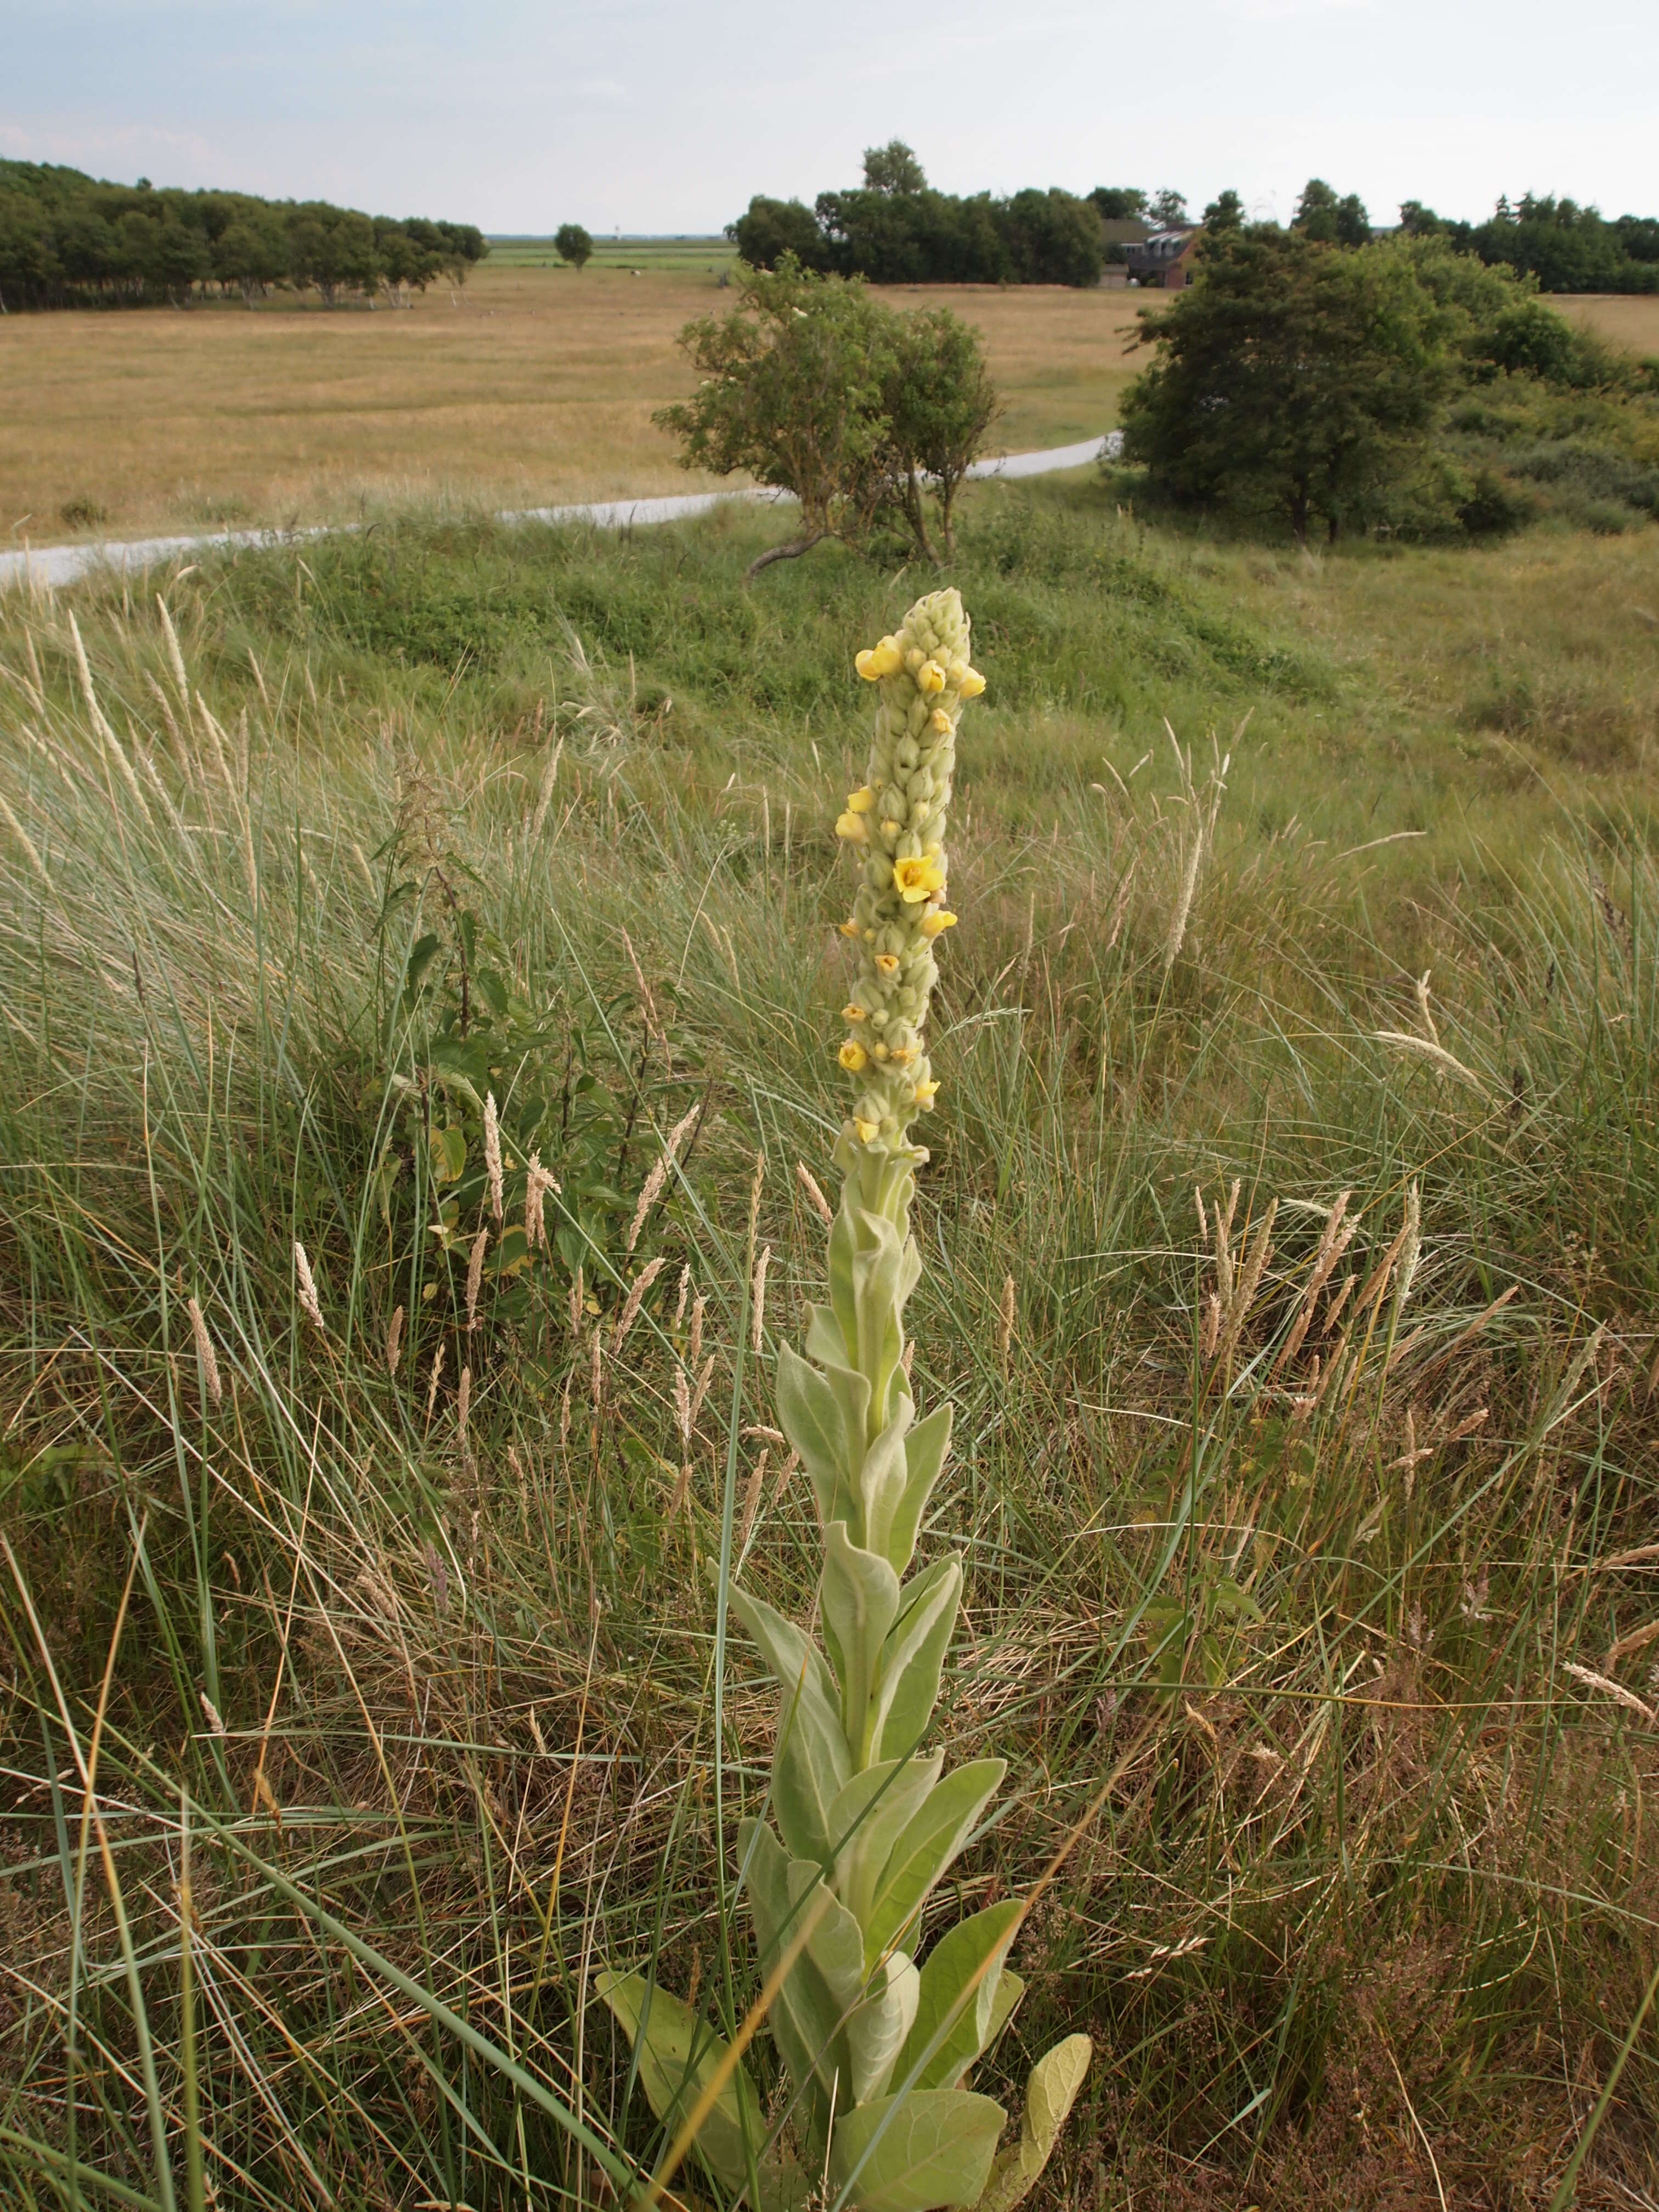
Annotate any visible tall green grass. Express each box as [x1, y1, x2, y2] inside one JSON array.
[[1, 498, 1655, 2209]]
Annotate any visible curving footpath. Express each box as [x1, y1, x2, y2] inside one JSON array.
[[0, 433, 1124, 596]]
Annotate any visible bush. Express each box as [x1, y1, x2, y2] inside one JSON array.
[[654, 259, 1000, 574]]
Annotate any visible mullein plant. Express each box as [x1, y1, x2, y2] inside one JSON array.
[[600, 591, 1090, 2210]]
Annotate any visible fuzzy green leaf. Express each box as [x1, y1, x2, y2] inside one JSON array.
[[847, 1948, 922, 2106], [859, 1413, 915, 1566], [594, 1968, 762, 2193], [864, 1757, 1006, 1967], [881, 1403, 952, 1574], [974, 2034, 1092, 2212], [741, 1819, 840, 2157], [730, 1587, 850, 1864], [867, 1556, 962, 1764], [829, 2086, 1005, 2212], [805, 1300, 853, 1370], [895, 1900, 1023, 2092], [827, 1752, 942, 1929], [777, 1341, 865, 1530], [788, 1857, 921, 2106], [822, 1522, 901, 1737]]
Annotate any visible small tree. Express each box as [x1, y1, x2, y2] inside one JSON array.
[[554, 222, 593, 268], [655, 256, 897, 575], [1121, 226, 1455, 544], [877, 309, 1000, 560]]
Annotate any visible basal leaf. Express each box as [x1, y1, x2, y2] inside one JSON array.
[[829, 2085, 1005, 2212], [594, 1967, 763, 2193], [975, 2034, 1092, 2212]]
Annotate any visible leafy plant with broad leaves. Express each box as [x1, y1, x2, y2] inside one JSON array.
[[600, 591, 1090, 2209]]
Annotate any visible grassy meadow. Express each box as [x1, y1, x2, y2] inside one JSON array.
[[2, 462, 1657, 2211], [0, 262, 1144, 547]]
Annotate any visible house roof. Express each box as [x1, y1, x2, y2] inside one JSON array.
[[1125, 227, 1200, 267]]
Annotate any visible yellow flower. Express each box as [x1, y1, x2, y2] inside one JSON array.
[[920, 908, 958, 938], [913, 1079, 941, 1104], [893, 855, 946, 904], [917, 660, 946, 696], [838, 1040, 868, 1073], [929, 708, 953, 735], [854, 649, 879, 680], [855, 638, 903, 680], [957, 666, 986, 699], [842, 1002, 868, 1022], [836, 811, 869, 843], [846, 785, 876, 813], [853, 1116, 880, 1144], [874, 952, 900, 976], [889, 1045, 917, 1065], [838, 918, 860, 938]]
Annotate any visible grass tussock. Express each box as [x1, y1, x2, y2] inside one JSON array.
[[1, 499, 1656, 2211]]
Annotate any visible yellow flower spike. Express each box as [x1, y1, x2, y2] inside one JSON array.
[[842, 1002, 868, 1022], [929, 707, 953, 735], [957, 667, 986, 699], [893, 855, 947, 904], [847, 786, 876, 813], [838, 1040, 868, 1073], [874, 952, 900, 976], [853, 1116, 880, 1144], [836, 811, 869, 842], [920, 908, 958, 939], [917, 660, 946, 696]]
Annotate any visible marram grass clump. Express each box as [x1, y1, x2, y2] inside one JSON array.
[[601, 591, 1090, 2211]]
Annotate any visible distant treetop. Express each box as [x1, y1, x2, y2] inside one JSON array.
[[862, 141, 928, 196]]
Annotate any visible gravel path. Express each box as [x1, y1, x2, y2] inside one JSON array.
[[0, 433, 1123, 594]]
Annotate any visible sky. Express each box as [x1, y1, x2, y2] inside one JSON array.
[[3, 0, 1656, 235]]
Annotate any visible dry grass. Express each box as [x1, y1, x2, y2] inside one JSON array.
[[1, 503, 1656, 2209], [0, 262, 1144, 543], [1543, 291, 1659, 357]]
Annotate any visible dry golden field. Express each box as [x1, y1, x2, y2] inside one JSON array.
[[1, 262, 1144, 542], [1543, 290, 1659, 354]]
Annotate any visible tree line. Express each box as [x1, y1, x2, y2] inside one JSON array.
[[0, 159, 488, 311], [730, 143, 1120, 289], [733, 146, 1659, 296]]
